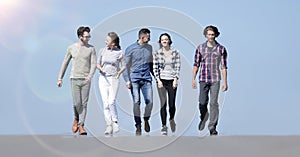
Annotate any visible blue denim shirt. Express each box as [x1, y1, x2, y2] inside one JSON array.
[[123, 41, 153, 83]]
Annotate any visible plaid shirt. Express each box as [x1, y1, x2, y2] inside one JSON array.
[[193, 41, 227, 83], [153, 48, 180, 80]]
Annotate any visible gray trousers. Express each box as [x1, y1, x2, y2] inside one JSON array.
[[71, 78, 91, 126], [199, 81, 220, 130]]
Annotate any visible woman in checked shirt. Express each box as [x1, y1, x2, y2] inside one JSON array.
[[153, 33, 181, 135]]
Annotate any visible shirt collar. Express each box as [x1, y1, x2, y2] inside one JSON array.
[[202, 40, 220, 49], [107, 47, 120, 51]]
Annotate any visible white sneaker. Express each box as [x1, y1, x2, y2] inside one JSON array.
[[104, 125, 112, 135], [112, 122, 119, 133]]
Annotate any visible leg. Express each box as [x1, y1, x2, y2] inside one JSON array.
[[70, 79, 81, 123], [198, 81, 210, 131], [141, 80, 153, 132], [165, 80, 177, 132], [166, 80, 177, 121], [141, 80, 153, 121], [77, 79, 91, 135], [157, 83, 167, 126], [108, 77, 119, 123], [78, 79, 91, 126], [99, 75, 111, 126], [208, 81, 220, 132], [108, 77, 120, 133], [130, 81, 141, 126]]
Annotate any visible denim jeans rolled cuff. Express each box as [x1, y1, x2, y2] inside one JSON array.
[[134, 116, 142, 126]]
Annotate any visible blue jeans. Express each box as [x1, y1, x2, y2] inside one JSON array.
[[130, 80, 153, 126]]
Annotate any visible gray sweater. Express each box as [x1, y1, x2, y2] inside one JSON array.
[[58, 43, 97, 80]]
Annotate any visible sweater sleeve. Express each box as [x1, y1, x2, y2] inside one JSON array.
[[87, 47, 97, 79], [58, 47, 72, 80]]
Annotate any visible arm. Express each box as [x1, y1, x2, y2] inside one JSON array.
[[149, 46, 155, 77], [122, 47, 132, 89], [192, 66, 199, 89], [86, 47, 97, 82], [116, 52, 126, 79], [173, 50, 181, 88], [57, 48, 72, 87], [96, 48, 106, 74], [221, 68, 228, 91], [153, 51, 163, 88], [192, 47, 201, 89], [221, 47, 228, 91]]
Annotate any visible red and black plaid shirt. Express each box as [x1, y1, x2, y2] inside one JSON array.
[[193, 41, 228, 83]]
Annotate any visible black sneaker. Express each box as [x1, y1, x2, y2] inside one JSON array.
[[198, 113, 209, 131], [144, 120, 150, 132], [169, 119, 176, 133], [161, 125, 168, 135], [136, 124, 142, 136], [198, 121, 205, 131], [210, 129, 218, 136]]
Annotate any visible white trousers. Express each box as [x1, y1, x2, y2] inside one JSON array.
[[98, 75, 119, 125]]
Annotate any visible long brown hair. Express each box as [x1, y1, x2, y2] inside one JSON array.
[[108, 32, 121, 49]]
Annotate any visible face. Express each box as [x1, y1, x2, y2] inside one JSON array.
[[80, 31, 91, 44], [141, 33, 150, 43], [205, 30, 215, 42], [160, 35, 170, 47], [105, 36, 114, 48]]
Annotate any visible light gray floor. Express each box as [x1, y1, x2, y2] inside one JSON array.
[[1, 135, 300, 157]]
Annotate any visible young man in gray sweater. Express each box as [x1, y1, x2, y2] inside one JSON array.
[[57, 26, 97, 135]]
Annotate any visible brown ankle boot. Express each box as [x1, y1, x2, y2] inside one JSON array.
[[78, 125, 87, 135], [72, 119, 79, 133]]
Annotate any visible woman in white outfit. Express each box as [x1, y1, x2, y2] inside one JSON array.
[[97, 32, 125, 135]]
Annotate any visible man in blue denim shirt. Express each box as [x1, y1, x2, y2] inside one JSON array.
[[123, 28, 153, 135]]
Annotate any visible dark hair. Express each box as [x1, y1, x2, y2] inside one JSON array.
[[77, 26, 90, 37], [203, 25, 220, 37], [158, 33, 173, 48], [108, 32, 121, 49], [138, 28, 151, 39]]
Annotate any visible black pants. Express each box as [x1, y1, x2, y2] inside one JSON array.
[[157, 79, 177, 126]]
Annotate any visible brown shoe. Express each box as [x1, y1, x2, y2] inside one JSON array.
[[78, 125, 87, 135], [72, 119, 79, 133]]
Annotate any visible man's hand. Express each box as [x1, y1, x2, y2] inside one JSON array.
[[57, 80, 62, 87], [85, 77, 91, 83], [126, 81, 131, 89], [192, 79, 197, 89], [222, 82, 228, 92]]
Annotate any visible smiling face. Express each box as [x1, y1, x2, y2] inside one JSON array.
[[79, 31, 91, 44], [140, 33, 150, 44], [105, 36, 114, 48], [160, 35, 170, 47]]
